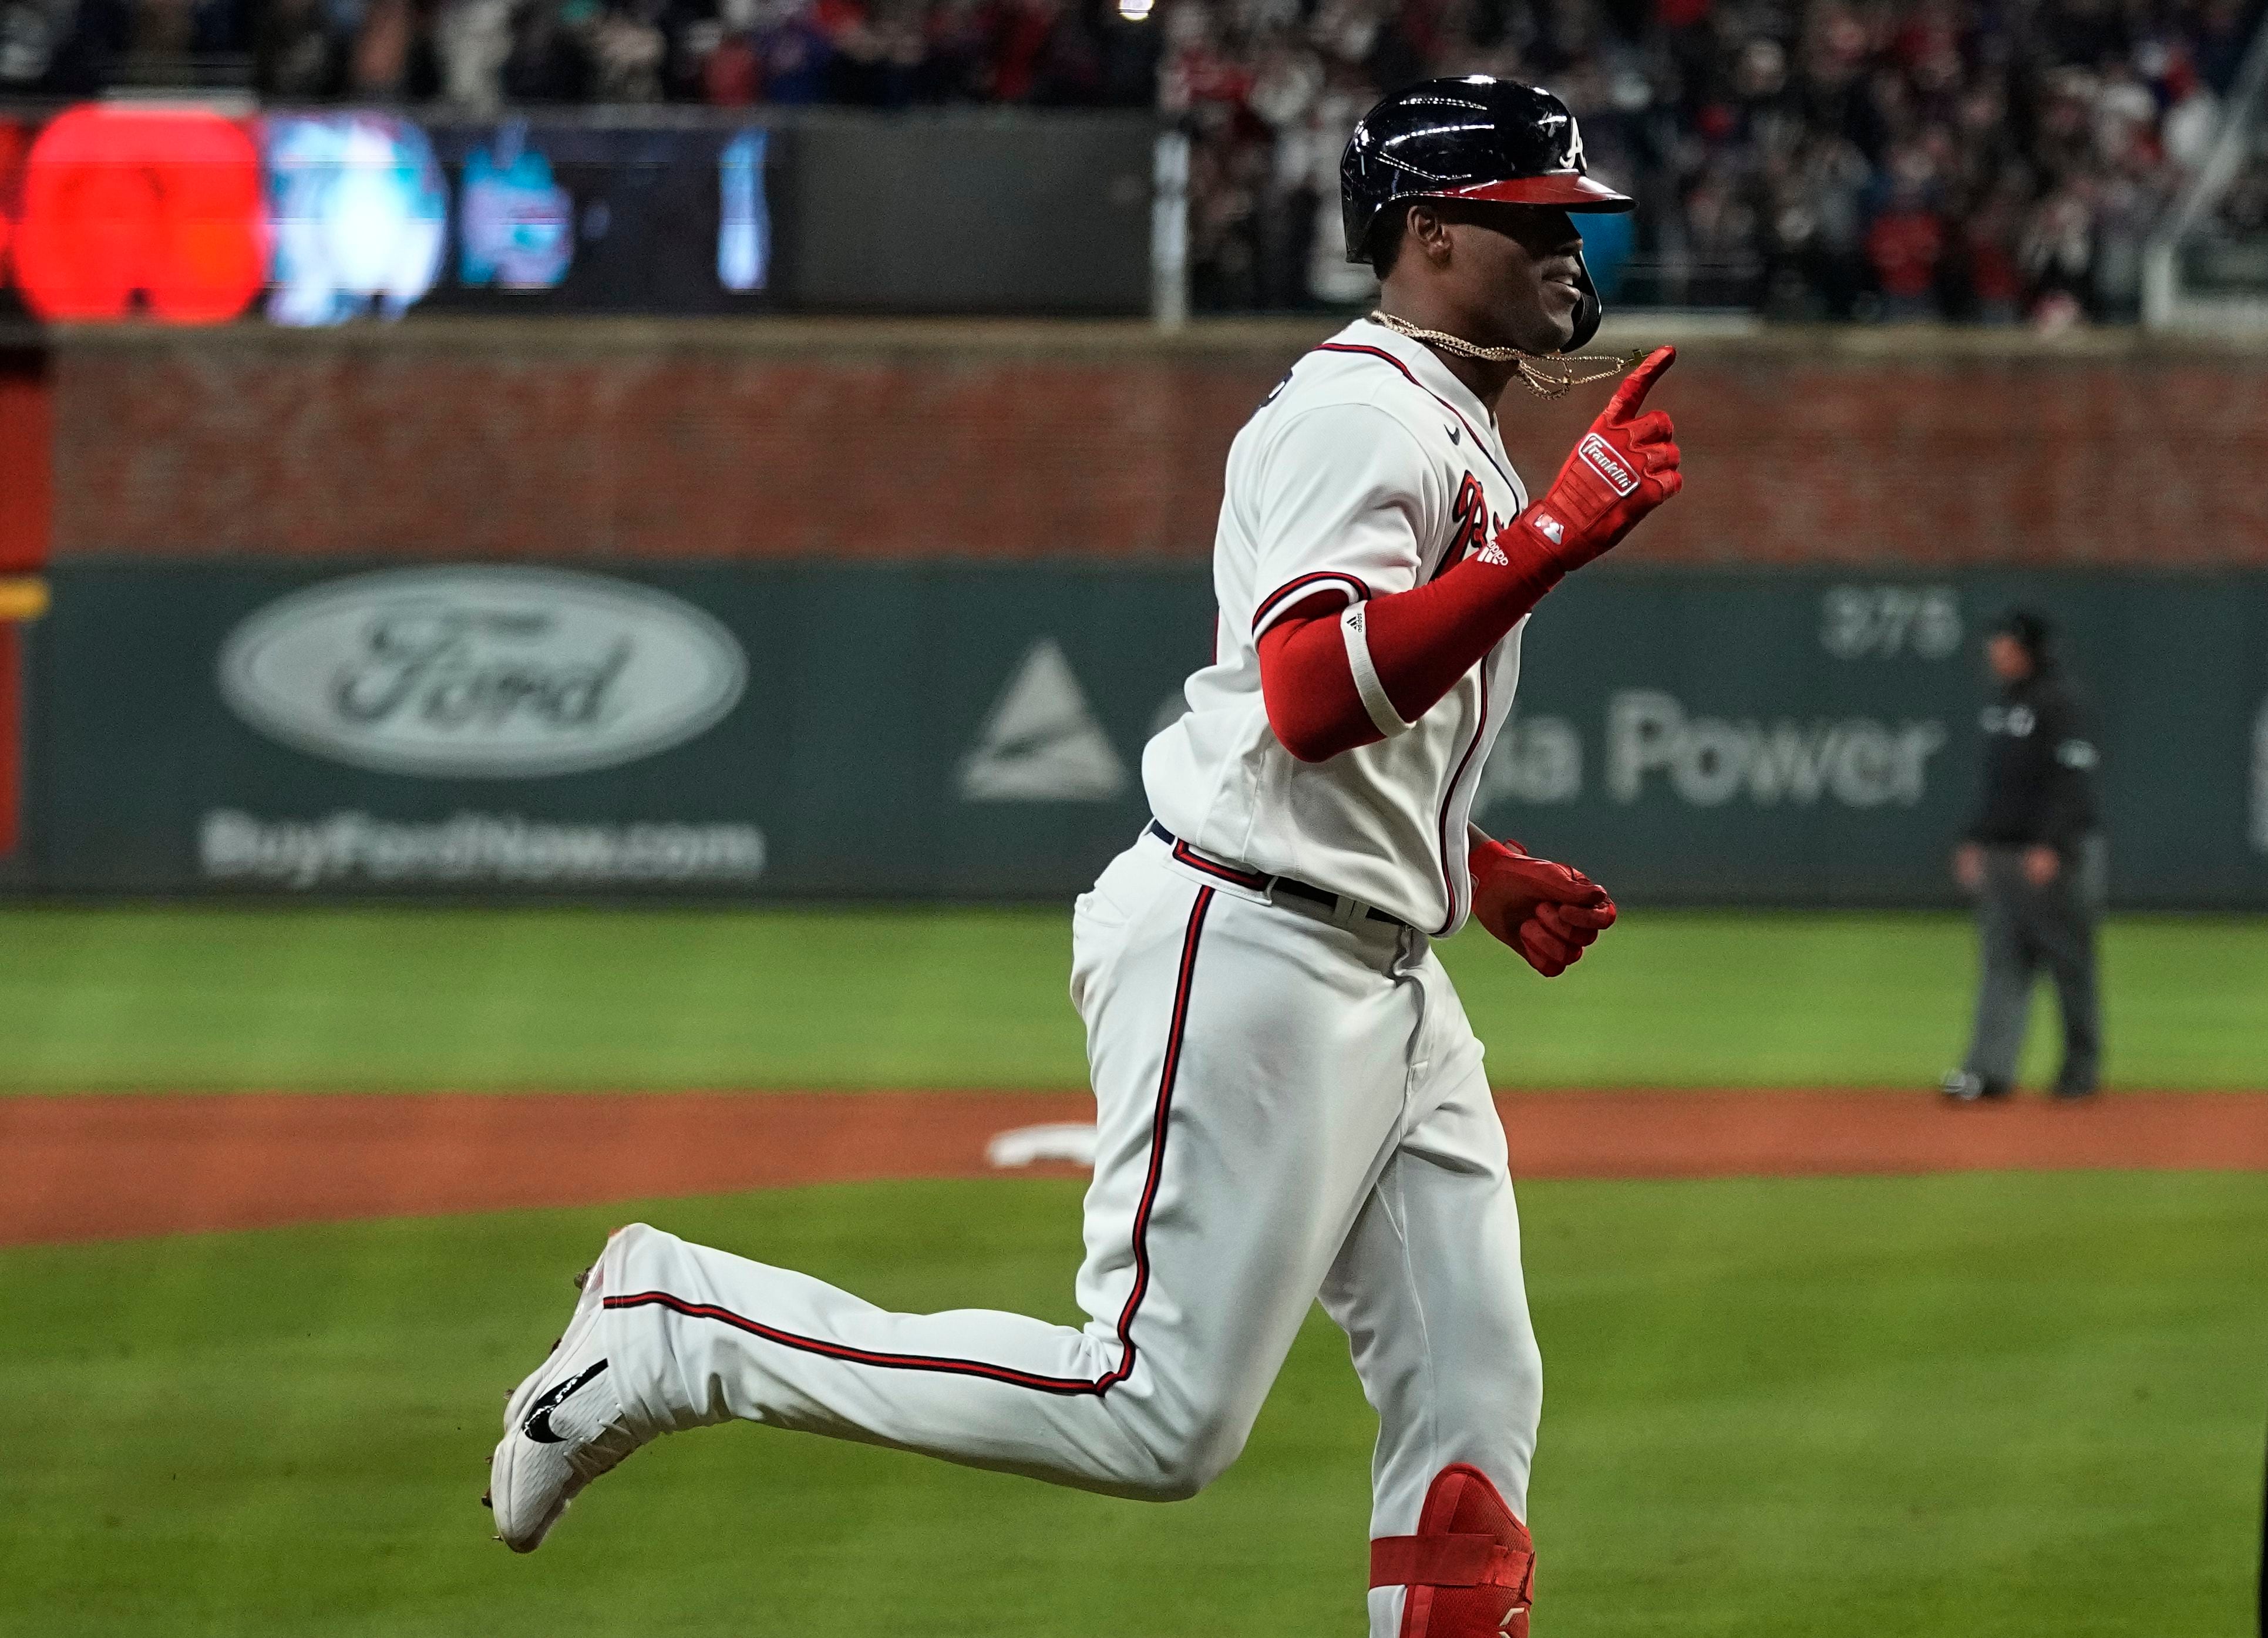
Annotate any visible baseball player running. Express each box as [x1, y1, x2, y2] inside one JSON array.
[[485, 76, 1682, 1638]]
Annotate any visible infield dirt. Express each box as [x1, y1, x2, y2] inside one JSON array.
[[4, 1088, 2266, 1246]]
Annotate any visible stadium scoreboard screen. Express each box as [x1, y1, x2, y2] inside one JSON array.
[[0, 104, 775, 325]]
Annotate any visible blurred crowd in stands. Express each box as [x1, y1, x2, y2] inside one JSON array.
[[1157, 0, 2266, 320], [0, 0, 2260, 320]]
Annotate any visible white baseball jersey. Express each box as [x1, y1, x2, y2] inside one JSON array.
[[1143, 318, 1532, 935]]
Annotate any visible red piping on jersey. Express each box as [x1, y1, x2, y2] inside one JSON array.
[[1311, 342, 1517, 493], [603, 887, 1217, 1398], [1252, 570, 1370, 634], [1172, 839, 1268, 890], [1434, 667, 1493, 936]]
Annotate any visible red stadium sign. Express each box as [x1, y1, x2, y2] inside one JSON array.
[[10, 105, 265, 323]]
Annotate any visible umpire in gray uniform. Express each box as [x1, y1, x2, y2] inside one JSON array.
[[1943, 610, 2106, 1102]]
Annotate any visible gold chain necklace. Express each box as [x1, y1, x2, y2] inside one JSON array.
[[1365, 310, 1640, 401]]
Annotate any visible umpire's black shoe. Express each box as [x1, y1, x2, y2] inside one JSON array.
[[1941, 1071, 2012, 1102], [2050, 1081, 2098, 1102]]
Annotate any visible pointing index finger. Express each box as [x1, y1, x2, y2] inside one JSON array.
[[1604, 346, 1676, 423]]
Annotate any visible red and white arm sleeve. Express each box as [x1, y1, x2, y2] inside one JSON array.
[[1257, 537, 1563, 762]]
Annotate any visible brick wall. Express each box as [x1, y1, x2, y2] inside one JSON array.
[[47, 322, 2268, 567]]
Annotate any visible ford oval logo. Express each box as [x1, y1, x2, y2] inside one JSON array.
[[218, 567, 747, 778]]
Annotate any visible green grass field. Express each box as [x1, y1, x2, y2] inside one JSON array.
[[2, 906, 2264, 1090], [1, 1174, 2262, 1637], [2, 905, 2263, 1636]]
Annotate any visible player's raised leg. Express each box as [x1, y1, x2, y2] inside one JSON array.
[[1320, 954, 1543, 1638], [489, 842, 1419, 1548]]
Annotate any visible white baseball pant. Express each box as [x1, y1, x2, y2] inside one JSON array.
[[596, 829, 1543, 1636]]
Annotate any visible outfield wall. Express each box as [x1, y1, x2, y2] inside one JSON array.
[[4, 560, 2264, 908], [6, 327, 2268, 907]]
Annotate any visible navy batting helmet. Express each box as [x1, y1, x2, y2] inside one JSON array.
[[1342, 77, 1633, 349]]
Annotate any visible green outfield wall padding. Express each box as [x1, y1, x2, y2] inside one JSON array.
[[4, 563, 2264, 908]]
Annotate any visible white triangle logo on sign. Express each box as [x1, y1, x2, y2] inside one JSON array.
[[959, 638, 1128, 803]]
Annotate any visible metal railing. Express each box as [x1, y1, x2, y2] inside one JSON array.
[[2144, 15, 2268, 329]]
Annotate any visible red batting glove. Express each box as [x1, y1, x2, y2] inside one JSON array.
[[1508, 346, 1682, 571], [1471, 838, 1618, 978]]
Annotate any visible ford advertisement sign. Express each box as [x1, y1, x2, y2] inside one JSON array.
[[217, 568, 747, 778]]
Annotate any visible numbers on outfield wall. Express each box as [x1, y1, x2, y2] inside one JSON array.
[[1820, 586, 1963, 661]]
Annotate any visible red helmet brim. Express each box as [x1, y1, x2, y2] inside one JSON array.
[[1436, 173, 1634, 212]]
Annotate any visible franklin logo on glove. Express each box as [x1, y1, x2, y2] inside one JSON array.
[[1577, 433, 1638, 496]]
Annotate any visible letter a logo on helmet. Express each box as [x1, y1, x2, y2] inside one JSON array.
[[1340, 77, 1634, 349]]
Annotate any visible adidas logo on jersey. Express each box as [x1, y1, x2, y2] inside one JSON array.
[[1530, 512, 1564, 544], [1475, 539, 1512, 566]]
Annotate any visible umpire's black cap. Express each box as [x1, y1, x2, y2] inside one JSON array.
[[1992, 607, 2057, 661]]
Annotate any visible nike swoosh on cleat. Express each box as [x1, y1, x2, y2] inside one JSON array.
[[521, 1359, 610, 1444]]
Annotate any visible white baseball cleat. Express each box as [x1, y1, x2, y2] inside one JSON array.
[[484, 1245, 648, 1553]]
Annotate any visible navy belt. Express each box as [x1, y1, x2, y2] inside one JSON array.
[[1146, 822, 1409, 931]]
